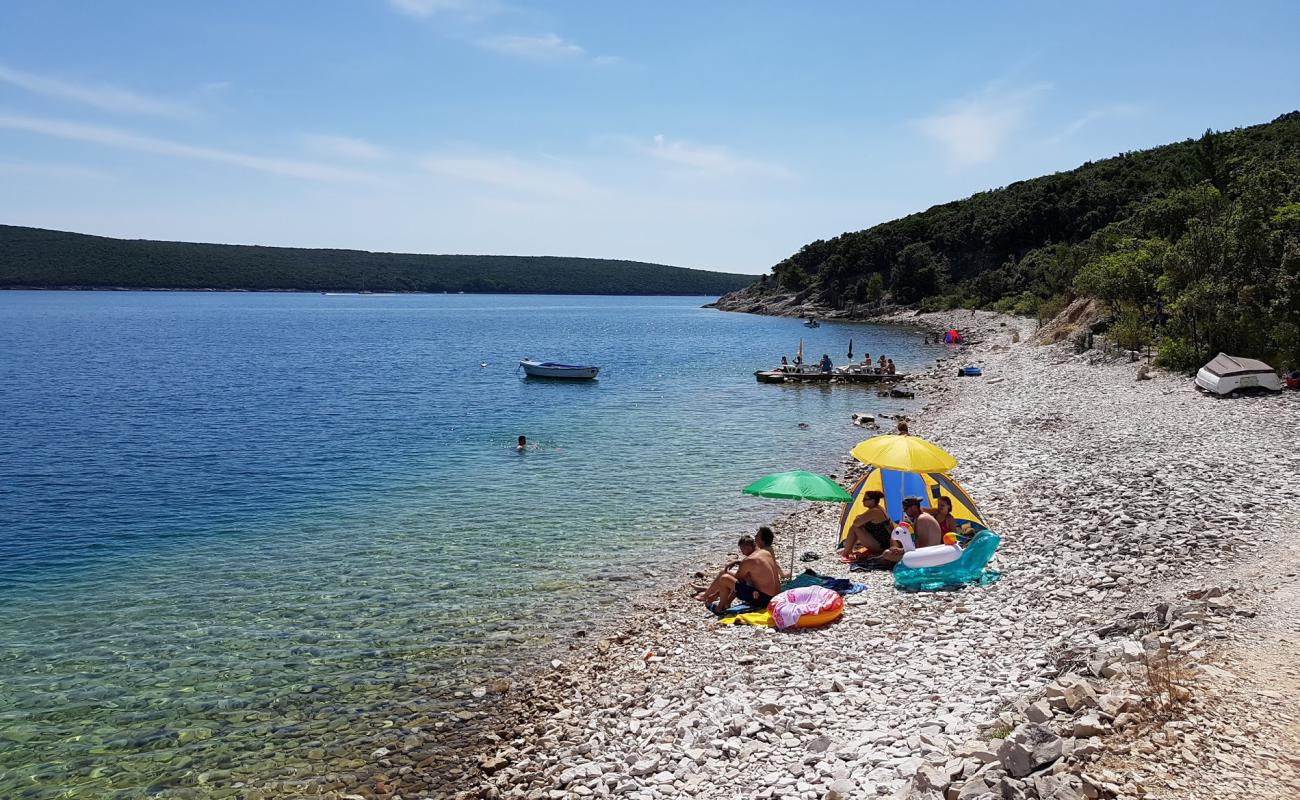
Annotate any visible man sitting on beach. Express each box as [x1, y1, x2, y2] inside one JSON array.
[[697, 531, 781, 613], [902, 496, 943, 548], [755, 525, 791, 580]]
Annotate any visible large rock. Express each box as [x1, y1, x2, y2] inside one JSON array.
[[1063, 681, 1098, 712], [997, 724, 1063, 778], [1033, 773, 1087, 800], [1071, 714, 1107, 738], [1025, 700, 1054, 724]]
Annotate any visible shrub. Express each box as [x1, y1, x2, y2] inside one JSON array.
[[1155, 336, 1201, 371]]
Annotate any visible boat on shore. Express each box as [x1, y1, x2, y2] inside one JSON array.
[[520, 359, 601, 380]]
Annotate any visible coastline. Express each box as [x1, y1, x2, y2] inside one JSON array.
[[365, 309, 1300, 800]]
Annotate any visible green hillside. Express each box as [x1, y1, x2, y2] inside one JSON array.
[[751, 111, 1300, 369], [0, 226, 753, 296]]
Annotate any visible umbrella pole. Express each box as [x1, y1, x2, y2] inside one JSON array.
[[790, 501, 801, 579]]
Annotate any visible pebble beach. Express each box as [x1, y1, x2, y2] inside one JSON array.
[[364, 311, 1299, 800]]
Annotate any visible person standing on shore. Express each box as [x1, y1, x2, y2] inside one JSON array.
[[896, 421, 910, 435], [902, 497, 943, 547]]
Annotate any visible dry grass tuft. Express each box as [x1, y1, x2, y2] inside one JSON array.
[[1136, 647, 1196, 721]]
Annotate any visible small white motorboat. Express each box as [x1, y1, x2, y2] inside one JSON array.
[[1195, 353, 1282, 394], [520, 359, 600, 380]]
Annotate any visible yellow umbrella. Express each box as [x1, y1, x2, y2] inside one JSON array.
[[850, 434, 957, 473]]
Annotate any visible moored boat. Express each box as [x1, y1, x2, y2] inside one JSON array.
[[520, 359, 601, 380], [754, 364, 906, 384]]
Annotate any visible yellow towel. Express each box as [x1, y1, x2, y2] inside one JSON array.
[[717, 610, 774, 627]]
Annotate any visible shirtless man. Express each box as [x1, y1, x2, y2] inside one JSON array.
[[754, 525, 791, 580], [700, 530, 781, 613], [902, 496, 943, 547]]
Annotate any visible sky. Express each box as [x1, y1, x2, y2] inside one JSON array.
[[1, 1, 1298, 274]]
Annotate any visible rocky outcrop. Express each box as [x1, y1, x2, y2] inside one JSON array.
[[707, 283, 903, 320]]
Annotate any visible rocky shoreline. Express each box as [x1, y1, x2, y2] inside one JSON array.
[[326, 310, 1298, 800]]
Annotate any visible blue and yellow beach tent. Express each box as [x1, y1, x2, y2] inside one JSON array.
[[837, 467, 986, 547]]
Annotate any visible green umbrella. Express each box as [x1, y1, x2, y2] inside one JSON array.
[[742, 471, 852, 576], [742, 470, 852, 503]]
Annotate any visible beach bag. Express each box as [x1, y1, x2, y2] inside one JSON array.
[[768, 586, 843, 630]]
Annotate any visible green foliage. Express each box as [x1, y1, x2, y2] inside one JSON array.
[[890, 243, 948, 302], [0, 226, 754, 296], [1155, 336, 1201, 370], [1074, 238, 1167, 313], [1036, 295, 1070, 324], [752, 110, 1300, 370], [1107, 308, 1151, 352], [855, 271, 885, 303]]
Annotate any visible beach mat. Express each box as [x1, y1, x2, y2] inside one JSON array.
[[713, 570, 864, 621]]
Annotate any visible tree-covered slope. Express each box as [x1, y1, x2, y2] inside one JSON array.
[[0, 226, 753, 296], [745, 111, 1300, 369]]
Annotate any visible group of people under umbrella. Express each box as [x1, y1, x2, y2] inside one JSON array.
[[700, 433, 999, 616]]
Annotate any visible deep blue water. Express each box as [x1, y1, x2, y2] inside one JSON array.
[[0, 291, 927, 797]]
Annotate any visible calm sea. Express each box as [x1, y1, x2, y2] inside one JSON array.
[[0, 291, 927, 797]]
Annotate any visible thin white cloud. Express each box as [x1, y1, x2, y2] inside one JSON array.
[[917, 84, 1049, 167], [419, 152, 602, 201], [1051, 103, 1143, 143], [0, 114, 371, 183], [0, 63, 195, 119], [387, 0, 498, 19], [0, 161, 112, 181], [303, 134, 387, 160], [641, 134, 793, 179], [197, 81, 233, 95], [476, 33, 585, 60]]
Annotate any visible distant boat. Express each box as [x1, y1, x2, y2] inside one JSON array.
[[520, 359, 601, 380], [803, 318, 821, 328]]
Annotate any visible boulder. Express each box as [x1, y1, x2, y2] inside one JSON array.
[[1064, 681, 1099, 712], [997, 724, 1063, 778], [1072, 714, 1107, 739], [1033, 773, 1088, 800], [1025, 700, 1054, 724], [825, 778, 857, 800]]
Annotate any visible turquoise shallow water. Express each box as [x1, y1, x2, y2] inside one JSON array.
[[0, 291, 928, 797]]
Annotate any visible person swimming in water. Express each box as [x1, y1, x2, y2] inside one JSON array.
[[515, 435, 527, 452]]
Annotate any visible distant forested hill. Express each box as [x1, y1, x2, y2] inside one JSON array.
[[734, 111, 1300, 369], [0, 226, 753, 296]]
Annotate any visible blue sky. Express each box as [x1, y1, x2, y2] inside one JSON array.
[[1, 1, 1297, 273]]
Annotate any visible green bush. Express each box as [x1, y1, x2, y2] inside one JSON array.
[[1036, 295, 1069, 323], [1155, 336, 1201, 371], [1107, 308, 1150, 351]]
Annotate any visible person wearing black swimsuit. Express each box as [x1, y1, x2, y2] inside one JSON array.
[[843, 490, 902, 565]]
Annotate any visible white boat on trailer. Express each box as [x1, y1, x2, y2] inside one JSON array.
[[520, 359, 601, 380]]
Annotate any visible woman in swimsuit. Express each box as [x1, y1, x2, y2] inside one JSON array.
[[930, 496, 957, 536], [844, 491, 901, 564]]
